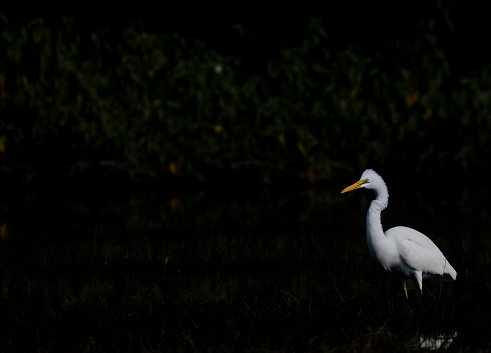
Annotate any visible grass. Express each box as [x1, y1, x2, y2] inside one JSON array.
[[0, 183, 489, 351], [0, 287, 477, 352], [0, 237, 477, 352]]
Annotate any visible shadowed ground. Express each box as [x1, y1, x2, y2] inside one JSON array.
[[0, 179, 488, 351]]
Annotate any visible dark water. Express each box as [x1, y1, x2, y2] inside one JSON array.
[[0, 179, 490, 351]]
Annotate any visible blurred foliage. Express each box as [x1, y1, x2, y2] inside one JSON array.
[[1, 8, 491, 187]]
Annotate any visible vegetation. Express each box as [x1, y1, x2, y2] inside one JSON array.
[[1, 182, 490, 351], [1, 4, 491, 189]]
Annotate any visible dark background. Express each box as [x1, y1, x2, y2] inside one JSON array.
[[1, 4, 489, 351], [2, 2, 491, 197]]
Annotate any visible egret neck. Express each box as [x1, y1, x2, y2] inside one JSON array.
[[365, 182, 389, 262]]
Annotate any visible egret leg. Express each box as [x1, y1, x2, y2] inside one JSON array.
[[414, 270, 423, 295], [399, 277, 408, 299]]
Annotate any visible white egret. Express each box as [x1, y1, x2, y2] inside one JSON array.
[[341, 169, 456, 298]]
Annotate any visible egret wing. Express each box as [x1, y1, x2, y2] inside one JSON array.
[[387, 226, 447, 276]]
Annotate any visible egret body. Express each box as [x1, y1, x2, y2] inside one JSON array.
[[341, 169, 456, 298]]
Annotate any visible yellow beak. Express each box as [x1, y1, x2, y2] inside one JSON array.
[[341, 178, 369, 193]]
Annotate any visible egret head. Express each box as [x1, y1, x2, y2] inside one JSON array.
[[341, 169, 386, 194]]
